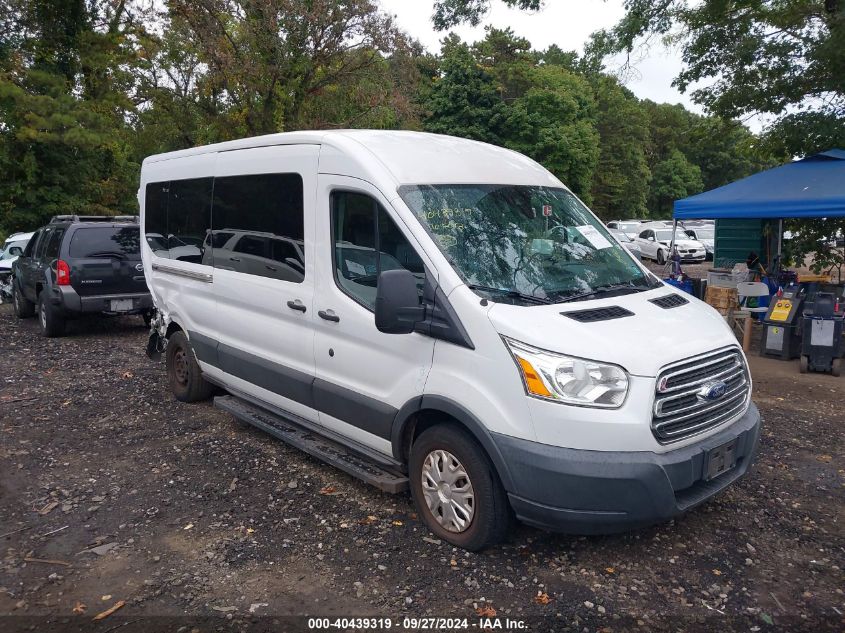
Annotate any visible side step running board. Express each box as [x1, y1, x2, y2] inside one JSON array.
[[214, 395, 409, 494]]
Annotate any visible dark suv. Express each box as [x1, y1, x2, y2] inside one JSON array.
[[12, 215, 152, 337]]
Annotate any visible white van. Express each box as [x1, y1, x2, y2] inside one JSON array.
[[139, 131, 761, 550]]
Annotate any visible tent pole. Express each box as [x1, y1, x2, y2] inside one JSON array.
[[668, 219, 678, 274], [777, 219, 783, 257]]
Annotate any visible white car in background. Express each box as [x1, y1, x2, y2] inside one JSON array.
[[683, 224, 715, 260], [0, 231, 35, 301], [634, 224, 707, 264], [606, 220, 643, 240], [609, 228, 642, 260]]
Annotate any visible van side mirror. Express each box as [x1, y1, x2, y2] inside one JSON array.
[[375, 269, 425, 334]]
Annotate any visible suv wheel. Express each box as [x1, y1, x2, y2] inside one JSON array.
[[13, 283, 34, 318], [37, 290, 65, 337], [409, 425, 510, 551], [166, 331, 214, 402]]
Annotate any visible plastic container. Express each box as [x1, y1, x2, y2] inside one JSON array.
[[707, 269, 736, 288], [664, 278, 694, 295]]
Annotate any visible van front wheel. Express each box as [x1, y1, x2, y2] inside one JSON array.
[[166, 331, 214, 402], [409, 425, 510, 551]]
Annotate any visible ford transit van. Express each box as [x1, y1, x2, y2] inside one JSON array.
[[140, 131, 761, 550]]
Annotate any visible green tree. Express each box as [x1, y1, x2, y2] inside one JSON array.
[[595, 0, 844, 157], [649, 149, 703, 217], [423, 31, 599, 200], [422, 34, 509, 142], [0, 0, 145, 233], [588, 76, 651, 219], [502, 65, 599, 201], [431, 0, 542, 30], [163, 0, 408, 137], [784, 218, 845, 283]]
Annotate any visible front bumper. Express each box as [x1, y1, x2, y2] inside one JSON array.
[[493, 402, 761, 534], [55, 287, 153, 315]]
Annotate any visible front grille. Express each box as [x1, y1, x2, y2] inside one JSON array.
[[561, 306, 634, 322], [652, 347, 750, 443]]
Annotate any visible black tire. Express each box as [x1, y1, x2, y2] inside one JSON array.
[[142, 311, 153, 327], [37, 290, 65, 337], [832, 358, 841, 377], [799, 355, 808, 374], [166, 330, 214, 402], [409, 424, 510, 551], [656, 249, 666, 265], [13, 282, 34, 318]]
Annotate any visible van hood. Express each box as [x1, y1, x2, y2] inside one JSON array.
[[486, 287, 737, 377]]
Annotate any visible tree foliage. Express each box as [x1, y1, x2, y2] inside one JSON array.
[[431, 0, 542, 30], [0, 0, 791, 236], [593, 0, 844, 158], [784, 218, 845, 282]]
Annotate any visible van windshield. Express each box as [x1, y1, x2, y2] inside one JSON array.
[[398, 184, 652, 304]]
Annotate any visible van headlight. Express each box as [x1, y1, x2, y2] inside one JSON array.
[[504, 337, 629, 408]]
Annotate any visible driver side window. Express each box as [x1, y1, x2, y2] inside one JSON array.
[[332, 191, 424, 311]]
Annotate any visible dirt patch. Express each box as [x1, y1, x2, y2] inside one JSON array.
[[0, 304, 842, 631]]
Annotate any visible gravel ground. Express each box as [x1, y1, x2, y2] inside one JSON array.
[[1, 303, 843, 632]]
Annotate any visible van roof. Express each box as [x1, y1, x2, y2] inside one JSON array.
[[142, 130, 562, 188]]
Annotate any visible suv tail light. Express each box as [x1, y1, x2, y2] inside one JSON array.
[[56, 259, 71, 285]]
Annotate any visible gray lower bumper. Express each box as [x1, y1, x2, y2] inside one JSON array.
[[56, 287, 153, 315], [493, 403, 761, 534]]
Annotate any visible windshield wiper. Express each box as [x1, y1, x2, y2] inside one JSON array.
[[467, 284, 551, 305], [556, 282, 649, 304], [87, 251, 128, 259]]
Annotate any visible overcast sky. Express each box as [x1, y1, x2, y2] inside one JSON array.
[[378, 0, 700, 113]]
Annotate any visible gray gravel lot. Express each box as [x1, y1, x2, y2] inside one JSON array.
[[0, 304, 842, 632]]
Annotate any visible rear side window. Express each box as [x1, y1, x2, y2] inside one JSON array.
[[34, 228, 52, 259], [44, 228, 65, 260], [211, 173, 305, 282], [144, 178, 212, 264], [23, 230, 42, 257], [68, 227, 141, 258]]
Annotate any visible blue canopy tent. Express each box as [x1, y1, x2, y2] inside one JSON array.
[[674, 149, 845, 220], [670, 149, 845, 269]]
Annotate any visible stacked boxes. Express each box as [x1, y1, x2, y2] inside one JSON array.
[[705, 286, 739, 316]]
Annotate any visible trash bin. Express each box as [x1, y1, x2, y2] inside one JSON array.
[[799, 293, 844, 376]]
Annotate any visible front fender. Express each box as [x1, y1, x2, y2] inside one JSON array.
[[390, 395, 516, 492]]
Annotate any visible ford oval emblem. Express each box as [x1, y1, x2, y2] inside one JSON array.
[[698, 380, 728, 401]]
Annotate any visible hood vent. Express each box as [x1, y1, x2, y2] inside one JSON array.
[[561, 306, 634, 322], [650, 294, 689, 309]]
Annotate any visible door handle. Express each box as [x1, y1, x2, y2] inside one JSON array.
[[229, 257, 241, 262], [287, 299, 307, 313], [318, 309, 340, 322], [266, 265, 278, 272]]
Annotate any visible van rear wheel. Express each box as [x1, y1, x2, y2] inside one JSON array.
[[166, 331, 214, 402], [409, 425, 510, 551]]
